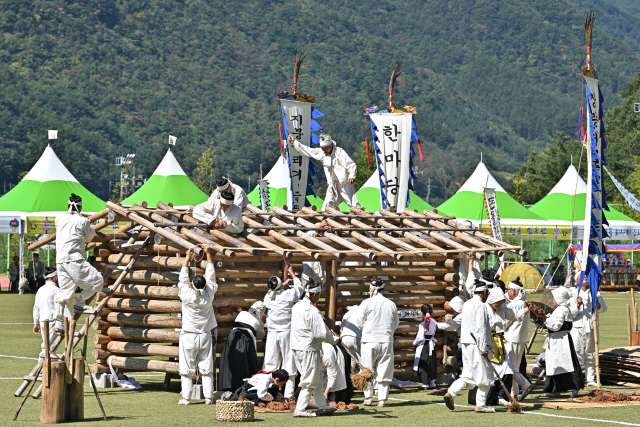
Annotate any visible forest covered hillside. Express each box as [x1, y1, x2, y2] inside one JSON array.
[[0, 0, 639, 204]]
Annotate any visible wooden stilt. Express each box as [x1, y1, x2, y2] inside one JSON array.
[[65, 359, 84, 421], [40, 361, 66, 424]]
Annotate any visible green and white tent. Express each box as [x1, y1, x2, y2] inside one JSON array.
[[438, 161, 548, 228], [122, 149, 208, 209], [530, 164, 640, 240], [338, 171, 438, 213], [247, 156, 323, 210], [0, 145, 105, 217]]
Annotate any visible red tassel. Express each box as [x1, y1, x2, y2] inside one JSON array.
[[417, 139, 425, 161], [365, 137, 371, 163], [278, 124, 284, 151]]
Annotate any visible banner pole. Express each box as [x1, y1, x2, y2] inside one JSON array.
[[594, 309, 601, 388]]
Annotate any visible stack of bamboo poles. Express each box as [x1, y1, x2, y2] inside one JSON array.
[[22, 201, 524, 386]]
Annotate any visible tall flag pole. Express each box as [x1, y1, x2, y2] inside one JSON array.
[[276, 50, 324, 211], [578, 11, 607, 388], [366, 63, 421, 213]]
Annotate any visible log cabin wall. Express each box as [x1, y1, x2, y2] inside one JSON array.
[[69, 202, 524, 381]]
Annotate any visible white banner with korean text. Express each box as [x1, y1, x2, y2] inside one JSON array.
[[370, 113, 413, 213], [281, 100, 312, 210], [483, 187, 503, 241]]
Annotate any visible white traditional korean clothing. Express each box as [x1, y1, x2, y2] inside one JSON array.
[[33, 281, 70, 357], [292, 140, 360, 210], [263, 277, 305, 398], [178, 263, 217, 401], [356, 292, 399, 402], [192, 198, 244, 234], [570, 288, 607, 383], [320, 342, 347, 393], [487, 304, 529, 389], [447, 295, 496, 408], [340, 305, 362, 371], [504, 293, 531, 395], [54, 212, 103, 317], [209, 181, 249, 210], [291, 297, 338, 412], [437, 314, 462, 332]]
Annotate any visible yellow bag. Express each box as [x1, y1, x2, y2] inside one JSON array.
[[491, 332, 506, 364]]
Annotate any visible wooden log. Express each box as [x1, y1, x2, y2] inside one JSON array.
[[108, 266, 281, 280], [107, 342, 180, 358], [93, 333, 112, 345], [107, 326, 180, 343], [213, 295, 264, 308], [246, 205, 344, 259], [242, 215, 319, 260], [112, 284, 179, 299], [107, 298, 182, 314], [41, 361, 66, 424], [337, 280, 449, 292], [327, 260, 338, 329], [104, 313, 182, 329], [65, 359, 84, 422], [337, 293, 446, 306], [96, 356, 179, 375], [92, 319, 111, 331], [336, 265, 448, 277]]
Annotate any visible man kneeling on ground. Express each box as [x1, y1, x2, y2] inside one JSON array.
[[230, 369, 290, 406]]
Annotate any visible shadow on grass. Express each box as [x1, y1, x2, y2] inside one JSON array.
[[84, 416, 140, 421]]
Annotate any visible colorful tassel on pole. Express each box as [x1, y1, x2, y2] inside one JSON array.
[[417, 139, 425, 161], [279, 123, 284, 151]]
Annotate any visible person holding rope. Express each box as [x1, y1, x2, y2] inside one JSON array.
[[53, 194, 104, 324], [356, 278, 399, 407], [290, 277, 339, 417], [177, 246, 218, 405]]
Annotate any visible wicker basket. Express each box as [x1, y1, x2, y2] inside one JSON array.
[[216, 400, 254, 422]]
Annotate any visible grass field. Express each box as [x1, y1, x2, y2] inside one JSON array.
[[1, 291, 640, 426]]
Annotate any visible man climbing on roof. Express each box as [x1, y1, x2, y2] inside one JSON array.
[[53, 194, 104, 327], [208, 177, 249, 210], [288, 134, 361, 211], [193, 190, 244, 234]]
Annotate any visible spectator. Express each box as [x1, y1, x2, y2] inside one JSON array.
[[9, 256, 20, 293], [27, 253, 45, 293]]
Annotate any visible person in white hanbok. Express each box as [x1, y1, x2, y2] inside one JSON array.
[[54, 194, 104, 321], [531, 287, 584, 397], [288, 134, 360, 210], [33, 269, 70, 358], [340, 305, 362, 372], [320, 341, 354, 404], [192, 190, 244, 234], [356, 279, 399, 408], [444, 283, 497, 413], [177, 246, 218, 405], [230, 369, 290, 405], [208, 177, 249, 210], [570, 277, 608, 387], [413, 304, 438, 389], [291, 278, 339, 417], [262, 266, 305, 399], [504, 277, 535, 400]]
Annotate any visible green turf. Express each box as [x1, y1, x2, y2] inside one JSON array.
[[1, 291, 639, 426]]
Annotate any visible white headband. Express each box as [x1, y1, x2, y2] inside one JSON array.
[[45, 271, 58, 279], [474, 284, 488, 292], [217, 182, 230, 191], [508, 281, 523, 290], [319, 135, 333, 147], [220, 198, 233, 206], [68, 200, 82, 212]]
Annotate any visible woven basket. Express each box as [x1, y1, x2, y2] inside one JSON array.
[[216, 400, 254, 422]]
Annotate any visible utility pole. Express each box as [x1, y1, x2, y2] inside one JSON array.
[[115, 150, 135, 200]]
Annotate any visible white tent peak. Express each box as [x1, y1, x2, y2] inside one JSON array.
[[548, 164, 587, 196], [254, 156, 290, 190], [152, 149, 187, 177], [22, 145, 79, 183], [456, 161, 505, 194]]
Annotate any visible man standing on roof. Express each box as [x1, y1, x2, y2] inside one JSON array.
[[53, 194, 104, 325], [208, 178, 249, 210], [193, 190, 244, 234], [287, 134, 360, 211]]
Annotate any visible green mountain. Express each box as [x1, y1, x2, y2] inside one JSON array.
[[0, 0, 638, 205]]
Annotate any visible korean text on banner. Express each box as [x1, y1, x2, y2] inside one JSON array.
[[281, 100, 312, 210], [370, 113, 413, 213], [483, 187, 503, 241], [258, 179, 270, 211]]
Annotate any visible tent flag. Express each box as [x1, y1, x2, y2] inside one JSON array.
[[575, 243, 640, 252], [579, 76, 607, 315], [604, 166, 640, 214], [280, 100, 323, 210], [369, 113, 415, 213]]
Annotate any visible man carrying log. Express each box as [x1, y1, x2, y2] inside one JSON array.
[[53, 194, 104, 323], [291, 277, 339, 417], [263, 267, 305, 400], [193, 190, 244, 234], [444, 283, 497, 413], [33, 269, 70, 358], [178, 246, 218, 405], [288, 134, 360, 211], [356, 278, 399, 408], [208, 177, 249, 210]]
